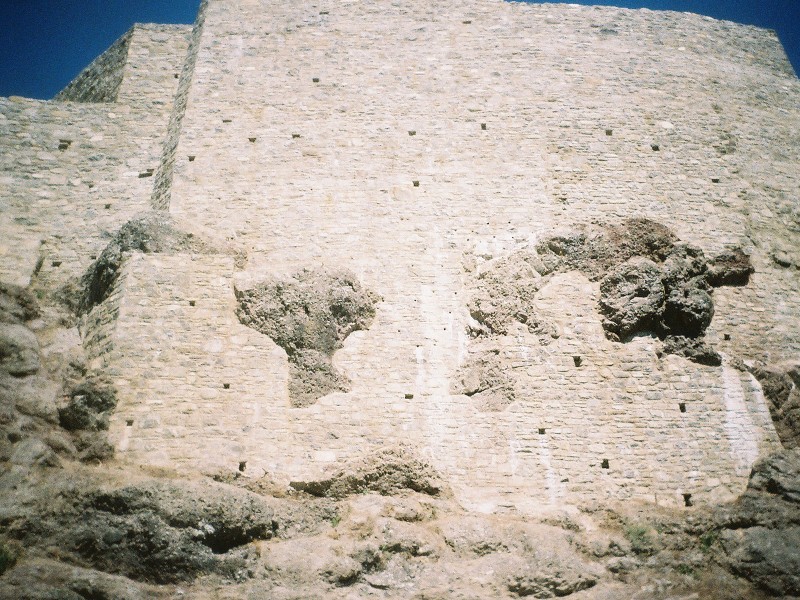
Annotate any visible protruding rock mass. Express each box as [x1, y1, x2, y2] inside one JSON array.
[[1, 0, 799, 597]]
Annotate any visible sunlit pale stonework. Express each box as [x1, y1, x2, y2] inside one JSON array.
[[1, 1, 799, 597]]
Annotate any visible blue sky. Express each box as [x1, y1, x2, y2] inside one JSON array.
[[0, 1, 797, 99]]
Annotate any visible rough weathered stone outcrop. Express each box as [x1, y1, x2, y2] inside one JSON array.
[[714, 450, 800, 597], [290, 448, 446, 498], [236, 269, 379, 407], [749, 364, 800, 449], [0, 472, 288, 584], [536, 219, 751, 359], [80, 212, 224, 313], [467, 250, 556, 339]]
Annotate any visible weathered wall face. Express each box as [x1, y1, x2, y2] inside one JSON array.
[[0, 26, 191, 289], [6, 0, 798, 513], [99, 0, 800, 511]]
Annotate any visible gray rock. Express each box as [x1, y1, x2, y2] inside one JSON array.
[[0, 558, 155, 600], [598, 258, 665, 341], [0, 323, 40, 376], [290, 447, 445, 498], [0, 281, 38, 325], [0, 374, 59, 423], [723, 526, 800, 596], [747, 448, 800, 505], [10, 437, 60, 468]]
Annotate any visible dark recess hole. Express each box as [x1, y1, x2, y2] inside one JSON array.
[[679, 403, 686, 413], [105, 203, 112, 209], [605, 129, 613, 136], [408, 130, 416, 136], [238, 461, 247, 472], [320, 10, 329, 14], [189, 300, 196, 307], [292, 133, 301, 139], [463, 20, 472, 24], [222, 119, 232, 123], [651, 144, 660, 151], [413, 180, 420, 187], [711, 178, 720, 183], [683, 493, 693, 507], [481, 123, 487, 130], [601, 459, 610, 469], [404, 393, 414, 399], [174, 73, 179, 79], [249, 137, 257, 143], [538, 428, 546, 435], [223, 383, 231, 390], [126, 419, 134, 427], [573, 356, 582, 367], [58, 140, 72, 150], [138, 169, 154, 178], [90, 255, 97, 260], [188, 155, 196, 162], [51, 261, 62, 267], [724, 333, 731, 341], [312, 77, 320, 83]]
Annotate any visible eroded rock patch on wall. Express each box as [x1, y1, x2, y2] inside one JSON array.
[[235, 269, 379, 407]]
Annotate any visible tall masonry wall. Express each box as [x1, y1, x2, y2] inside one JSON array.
[[5, 0, 797, 513], [0, 25, 191, 289], [102, 0, 800, 512]]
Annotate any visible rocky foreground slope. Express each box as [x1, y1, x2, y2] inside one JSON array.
[[1, 227, 799, 598]]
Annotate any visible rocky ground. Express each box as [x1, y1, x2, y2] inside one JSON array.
[[1, 214, 799, 599]]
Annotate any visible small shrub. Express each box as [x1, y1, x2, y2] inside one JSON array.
[[624, 523, 657, 556]]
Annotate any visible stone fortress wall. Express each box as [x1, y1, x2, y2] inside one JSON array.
[[0, 24, 191, 289], [4, 0, 799, 513]]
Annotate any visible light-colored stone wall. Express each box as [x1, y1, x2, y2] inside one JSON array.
[[4, 0, 798, 513], [101, 0, 798, 511], [0, 26, 191, 289]]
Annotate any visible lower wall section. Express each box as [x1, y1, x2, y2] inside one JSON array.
[[107, 254, 782, 513]]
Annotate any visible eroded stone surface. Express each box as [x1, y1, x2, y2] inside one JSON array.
[[235, 269, 378, 407]]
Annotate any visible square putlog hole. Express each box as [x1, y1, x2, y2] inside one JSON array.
[[538, 428, 546, 435], [573, 356, 582, 367], [223, 383, 231, 390], [683, 493, 693, 507], [601, 459, 610, 469], [679, 403, 687, 413]]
